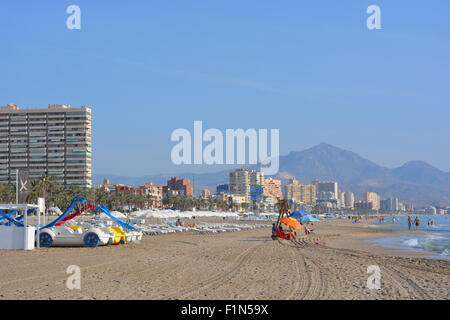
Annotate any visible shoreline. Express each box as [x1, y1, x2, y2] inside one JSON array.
[[320, 221, 442, 260]]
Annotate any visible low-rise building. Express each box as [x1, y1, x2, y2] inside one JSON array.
[[201, 188, 211, 199], [424, 206, 437, 215]]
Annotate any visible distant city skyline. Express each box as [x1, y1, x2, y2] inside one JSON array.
[[1, 1, 449, 176]]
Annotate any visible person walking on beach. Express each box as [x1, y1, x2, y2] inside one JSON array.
[[408, 216, 413, 231], [415, 216, 420, 231]]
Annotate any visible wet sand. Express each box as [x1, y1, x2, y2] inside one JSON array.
[[0, 219, 448, 300]]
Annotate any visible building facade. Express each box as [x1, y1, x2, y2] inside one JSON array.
[[299, 184, 316, 205], [285, 178, 301, 202], [229, 169, 250, 203], [364, 192, 380, 210], [0, 103, 92, 187], [354, 200, 374, 210], [166, 177, 193, 197], [344, 191, 355, 208], [263, 178, 282, 200], [317, 181, 338, 200], [216, 184, 229, 195], [380, 198, 399, 211], [201, 188, 211, 198]]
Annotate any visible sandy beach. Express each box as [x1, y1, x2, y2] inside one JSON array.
[[0, 219, 448, 300]]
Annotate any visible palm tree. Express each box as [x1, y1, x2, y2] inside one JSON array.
[[0, 183, 15, 203], [34, 174, 58, 200], [144, 193, 155, 209]]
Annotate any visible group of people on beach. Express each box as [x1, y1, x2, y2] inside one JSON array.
[[272, 223, 314, 240], [176, 218, 198, 228], [407, 216, 421, 231], [272, 224, 297, 240]]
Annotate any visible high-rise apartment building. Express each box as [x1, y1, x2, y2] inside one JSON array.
[[249, 170, 264, 185], [285, 178, 301, 202], [285, 178, 316, 205], [229, 169, 250, 202], [344, 191, 355, 208], [380, 198, 399, 211], [365, 192, 380, 210], [263, 178, 282, 200], [0, 103, 92, 187], [299, 184, 316, 205], [354, 200, 374, 210], [229, 169, 266, 203], [317, 181, 338, 199]]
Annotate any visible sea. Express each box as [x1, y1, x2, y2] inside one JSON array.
[[364, 215, 450, 260]]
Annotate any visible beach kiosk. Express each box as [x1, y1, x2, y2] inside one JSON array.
[[0, 203, 40, 250]]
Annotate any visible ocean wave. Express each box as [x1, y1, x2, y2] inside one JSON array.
[[402, 238, 419, 247], [368, 232, 450, 260], [401, 235, 450, 256]]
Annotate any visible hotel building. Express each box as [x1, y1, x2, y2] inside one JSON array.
[[364, 192, 380, 210], [0, 103, 92, 187], [285, 178, 301, 202], [317, 181, 338, 200], [298, 184, 316, 205], [344, 191, 355, 208], [164, 177, 193, 197], [263, 178, 282, 200], [229, 169, 250, 203]]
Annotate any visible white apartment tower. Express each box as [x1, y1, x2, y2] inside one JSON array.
[[0, 103, 92, 187]]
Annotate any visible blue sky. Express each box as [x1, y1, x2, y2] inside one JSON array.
[[1, 0, 449, 176]]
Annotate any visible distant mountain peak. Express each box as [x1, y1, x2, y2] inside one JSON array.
[[399, 161, 438, 170], [317, 142, 337, 148], [289, 143, 346, 156]]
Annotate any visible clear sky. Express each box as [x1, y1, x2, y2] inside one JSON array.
[[1, 0, 449, 176]]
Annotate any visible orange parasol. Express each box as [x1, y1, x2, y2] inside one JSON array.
[[280, 217, 303, 230]]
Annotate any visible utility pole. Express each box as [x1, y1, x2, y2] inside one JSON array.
[[16, 169, 18, 204]]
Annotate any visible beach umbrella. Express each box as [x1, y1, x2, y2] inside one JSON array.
[[299, 216, 320, 223], [289, 211, 309, 218], [280, 217, 303, 230]]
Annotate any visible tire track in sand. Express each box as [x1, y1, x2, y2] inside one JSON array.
[[276, 239, 326, 300], [166, 240, 268, 300], [275, 239, 307, 300], [312, 242, 424, 299], [383, 264, 432, 300]]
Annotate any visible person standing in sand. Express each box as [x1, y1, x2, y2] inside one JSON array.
[[415, 216, 420, 231]]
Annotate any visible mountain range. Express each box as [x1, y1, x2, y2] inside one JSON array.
[[94, 143, 450, 207]]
